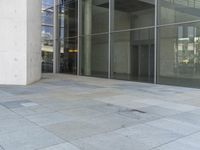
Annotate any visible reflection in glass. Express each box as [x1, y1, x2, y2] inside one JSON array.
[[59, 0, 78, 74], [59, 0, 78, 38], [111, 28, 154, 82], [41, 26, 53, 73], [158, 22, 200, 87], [60, 38, 78, 74], [114, 0, 155, 31], [158, 0, 200, 25], [81, 34, 108, 78], [41, 0, 54, 73], [82, 0, 109, 34]]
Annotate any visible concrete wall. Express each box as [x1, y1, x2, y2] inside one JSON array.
[[27, 0, 42, 84], [0, 0, 41, 85]]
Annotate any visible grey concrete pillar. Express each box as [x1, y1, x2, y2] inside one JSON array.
[[0, 0, 42, 85], [53, 0, 60, 73], [83, 0, 92, 76]]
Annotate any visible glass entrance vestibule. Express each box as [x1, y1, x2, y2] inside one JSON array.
[[42, 0, 200, 88]]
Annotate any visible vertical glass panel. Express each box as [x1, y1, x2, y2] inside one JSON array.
[[158, 22, 200, 87], [58, 0, 78, 74], [114, 0, 155, 31], [60, 37, 78, 74], [81, 34, 108, 77], [158, 0, 200, 25], [111, 28, 154, 83], [42, 0, 54, 24], [41, 0, 54, 73], [82, 0, 109, 34], [59, 0, 78, 39]]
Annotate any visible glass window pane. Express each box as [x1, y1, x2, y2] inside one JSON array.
[[81, 34, 108, 77], [158, 0, 200, 25], [41, 0, 54, 73], [111, 28, 154, 83], [82, 0, 109, 34], [59, 0, 78, 38], [114, 0, 155, 31], [42, 0, 54, 25], [60, 37, 78, 74], [41, 25, 53, 73], [157, 22, 200, 87]]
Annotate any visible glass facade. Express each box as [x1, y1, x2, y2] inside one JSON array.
[[114, 0, 155, 30], [81, 34, 109, 78], [41, 0, 54, 73], [111, 28, 154, 82], [41, 0, 200, 88], [59, 0, 78, 74], [158, 0, 200, 25], [157, 0, 200, 87]]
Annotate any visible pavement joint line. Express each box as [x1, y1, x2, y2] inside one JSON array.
[[149, 130, 200, 150], [4, 104, 66, 143]]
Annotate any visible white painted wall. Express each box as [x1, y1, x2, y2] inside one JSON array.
[[0, 0, 41, 85]]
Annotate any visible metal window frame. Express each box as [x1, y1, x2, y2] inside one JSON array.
[[154, 0, 158, 84]]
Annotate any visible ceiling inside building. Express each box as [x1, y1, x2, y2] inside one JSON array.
[[97, 0, 154, 12]]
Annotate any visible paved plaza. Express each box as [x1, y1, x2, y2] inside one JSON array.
[[0, 74, 200, 150]]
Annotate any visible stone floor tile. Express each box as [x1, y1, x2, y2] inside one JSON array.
[[0, 126, 64, 150], [88, 103, 129, 114], [0, 100, 32, 109], [169, 112, 200, 126], [1, 74, 200, 150], [115, 124, 182, 148], [118, 109, 161, 123], [85, 113, 139, 130], [45, 114, 136, 141], [43, 99, 104, 111], [155, 132, 200, 150], [60, 107, 106, 120], [12, 105, 54, 116], [0, 105, 18, 118], [44, 120, 107, 141], [40, 143, 81, 150], [26, 112, 72, 126], [147, 118, 200, 136], [0, 145, 4, 150], [190, 109, 200, 115], [96, 95, 150, 109], [154, 141, 200, 150], [139, 106, 181, 117], [72, 132, 150, 150], [0, 117, 36, 135], [156, 102, 198, 112]]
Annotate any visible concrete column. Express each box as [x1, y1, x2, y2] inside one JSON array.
[[83, 0, 92, 75], [53, 0, 60, 73], [0, 0, 42, 85]]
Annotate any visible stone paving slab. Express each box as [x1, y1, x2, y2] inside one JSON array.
[[0, 74, 200, 150], [40, 143, 81, 150], [154, 132, 200, 150], [72, 132, 150, 150], [0, 100, 32, 109], [146, 118, 200, 136], [0, 126, 64, 150], [114, 124, 182, 148]]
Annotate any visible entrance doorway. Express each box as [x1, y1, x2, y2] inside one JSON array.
[[131, 43, 154, 83]]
